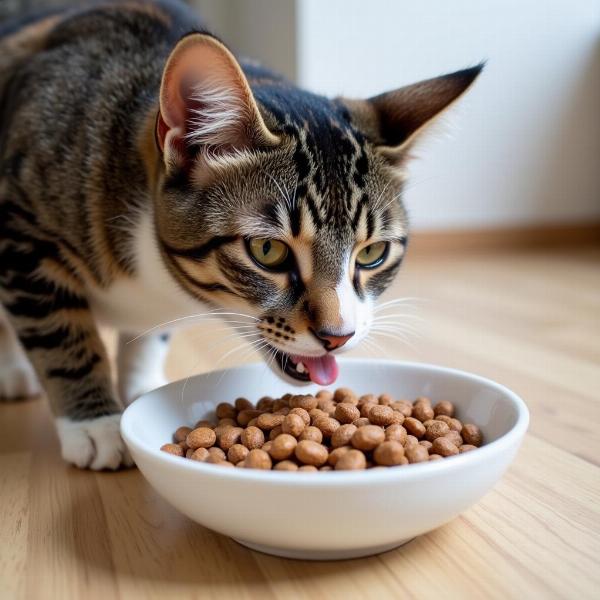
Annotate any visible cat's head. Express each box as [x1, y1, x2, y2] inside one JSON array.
[[152, 33, 481, 385]]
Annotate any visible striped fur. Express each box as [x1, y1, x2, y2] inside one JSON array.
[[0, 0, 481, 469]]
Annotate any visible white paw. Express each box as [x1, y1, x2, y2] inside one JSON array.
[[55, 414, 134, 470], [0, 357, 42, 401]]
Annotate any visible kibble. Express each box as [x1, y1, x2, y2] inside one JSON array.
[[162, 389, 485, 472], [295, 440, 329, 466], [461, 423, 483, 447]]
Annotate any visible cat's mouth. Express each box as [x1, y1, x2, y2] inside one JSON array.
[[270, 347, 339, 386]]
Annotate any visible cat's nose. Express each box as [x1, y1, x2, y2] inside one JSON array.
[[313, 330, 355, 351]]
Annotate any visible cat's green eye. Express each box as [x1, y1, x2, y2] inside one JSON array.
[[356, 241, 388, 268], [248, 238, 289, 269]]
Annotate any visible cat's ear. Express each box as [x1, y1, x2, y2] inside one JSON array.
[[157, 33, 279, 170], [340, 65, 483, 164]]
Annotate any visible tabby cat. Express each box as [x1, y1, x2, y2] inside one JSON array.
[[0, 0, 481, 469]]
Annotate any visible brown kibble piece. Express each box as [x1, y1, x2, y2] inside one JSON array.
[[289, 394, 318, 411], [185, 448, 194, 458], [425, 420, 450, 441], [282, 413, 305, 437], [429, 454, 443, 461], [334, 387, 357, 404], [405, 444, 429, 463], [256, 396, 274, 411], [241, 426, 264, 449], [459, 444, 478, 453], [334, 402, 361, 424], [190, 447, 210, 461], [432, 437, 460, 457], [419, 440, 433, 451], [227, 444, 249, 464], [359, 393, 378, 405], [237, 409, 263, 427], [269, 434, 298, 461], [195, 419, 215, 428], [335, 449, 367, 470], [378, 393, 394, 406], [269, 426, 283, 441], [412, 402, 434, 422], [234, 397, 254, 411], [352, 417, 371, 428], [257, 413, 285, 430], [414, 396, 432, 406], [261, 441, 273, 454], [404, 417, 426, 438], [385, 424, 408, 444], [444, 430, 463, 447], [331, 424, 358, 448], [216, 402, 237, 420], [274, 460, 299, 471], [368, 405, 395, 426], [272, 398, 288, 411], [295, 440, 329, 466], [316, 389, 333, 401], [433, 400, 454, 417], [218, 426, 244, 450], [161, 443, 184, 457], [351, 425, 385, 451], [207, 446, 226, 460], [186, 427, 217, 449], [359, 402, 377, 418], [299, 426, 323, 443], [404, 434, 419, 447], [244, 449, 272, 469], [462, 423, 483, 446], [373, 441, 405, 466], [391, 400, 413, 417], [298, 465, 318, 472], [289, 407, 310, 426], [313, 416, 341, 437], [435, 415, 463, 432], [328, 445, 352, 466], [173, 426, 192, 443]]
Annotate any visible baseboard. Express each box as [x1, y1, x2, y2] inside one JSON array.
[[409, 222, 600, 254]]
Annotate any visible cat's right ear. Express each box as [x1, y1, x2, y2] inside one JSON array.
[[157, 33, 279, 172]]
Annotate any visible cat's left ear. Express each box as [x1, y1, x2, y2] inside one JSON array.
[[157, 33, 279, 171], [339, 65, 483, 164]]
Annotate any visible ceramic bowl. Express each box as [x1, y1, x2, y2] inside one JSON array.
[[121, 358, 528, 560]]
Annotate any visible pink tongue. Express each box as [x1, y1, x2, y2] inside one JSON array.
[[299, 355, 339, 385]]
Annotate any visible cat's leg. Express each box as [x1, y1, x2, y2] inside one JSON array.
[[0, 304, 42, 401], [117, 332, 170, 406], [0, 275, 132, 470]]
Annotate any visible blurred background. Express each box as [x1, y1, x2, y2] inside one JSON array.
[[192, 0, 600, 235]]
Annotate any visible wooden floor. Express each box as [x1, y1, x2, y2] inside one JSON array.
[[1, 245, 599, 599]]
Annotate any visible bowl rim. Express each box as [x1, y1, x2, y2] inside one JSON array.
[[121, 358, 529, 487]]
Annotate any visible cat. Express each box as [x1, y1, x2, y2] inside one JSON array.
[[0, 0, 482, 469]]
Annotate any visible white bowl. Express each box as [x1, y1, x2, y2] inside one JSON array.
[[121, 358, 528, 560]]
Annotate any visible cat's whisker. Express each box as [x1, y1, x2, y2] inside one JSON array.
[[373, 297, 424, 311], [370, 329, 419, 352], [127, 310, 259, 343]]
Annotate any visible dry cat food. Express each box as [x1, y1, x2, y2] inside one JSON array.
[[160, 389, 484, 471]]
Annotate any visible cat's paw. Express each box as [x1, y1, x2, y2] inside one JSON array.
[[55, 414, 134, 470], [0, 357, 42, 401]]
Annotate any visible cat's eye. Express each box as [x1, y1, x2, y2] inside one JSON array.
[[356, 241, 388, 268], [248, 238, 290, 269]]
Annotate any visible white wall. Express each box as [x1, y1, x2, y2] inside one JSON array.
[[297, 0, 600, 230]]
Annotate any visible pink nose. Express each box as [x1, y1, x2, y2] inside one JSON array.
[[314, 331, 355, 350]]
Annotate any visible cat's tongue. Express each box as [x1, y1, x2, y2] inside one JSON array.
[[295, 354, 339, 385]]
